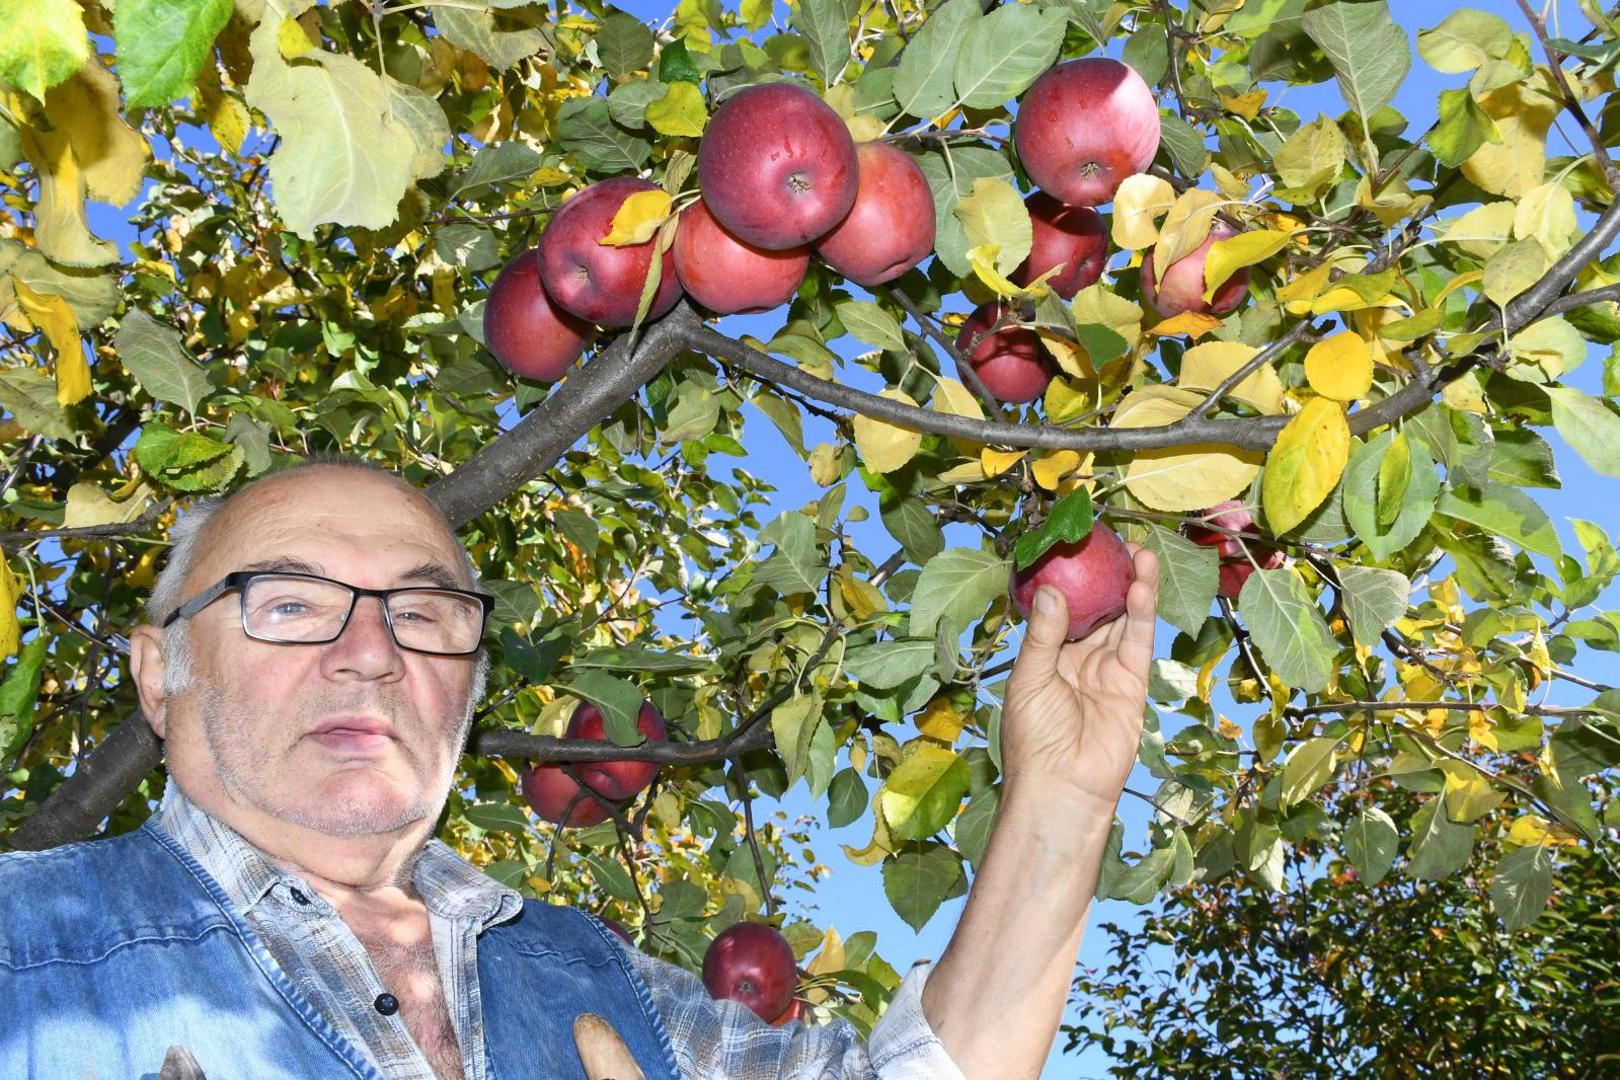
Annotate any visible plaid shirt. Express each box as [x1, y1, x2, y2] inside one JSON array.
[[155, 782, 963, 1079]]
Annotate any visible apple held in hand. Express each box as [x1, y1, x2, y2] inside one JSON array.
[[697, 83, 859, 250], [1015, 58, 1161, 207], [566, 699, 668, 800], [955, 303, 1054, 404], [1010, 523, 1135, 641], [537, 177, 683, 327], [815, 140, 936, 287], [702, 921, 798, 1023], [1140, 222, 1251, 318], [521, 764, 612, 827], [482, 249, 594, 381], [673, 198, 810, 315], [1012, 192, 1106, 299]]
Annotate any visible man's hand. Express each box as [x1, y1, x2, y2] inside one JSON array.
[[999, 543, 1160, 809]]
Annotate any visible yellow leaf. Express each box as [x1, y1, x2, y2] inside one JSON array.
[[1506, 815, 1550, 848], [1482, 236, 1548, 306], [1071, 282, 1144, 349], [846, 114, 885, 142], [807, 442, 842, 486], [44, 63, 150, 206], [967, 243, 1037, 299], [13, 279, 89, 406], [1442, 200, 1516, 260], [1304, 332, 1373, 402], [1277, 261, 1334, 313], [1151, 188, 1222, 279], [1512, 180, 1577, 258], [980, 446, 1026, 477], [0, 558, 19, 658], [14, 124, 118, 267], [1434, 268, 1484, 305], [1468, 709, 1500, 751], [916, 696, 967, 743], [1217, 714, 1244, 740], [852, 388, 923, 472], [1113, 385, 1263, 510], [1110, 173, 1176, 251], [1201, 230, 1292, 302], [1441, 369, 1487, 412], [957, 178, 1031, 276], [1210, 162, 1248, 199], [278, 16, 316, 58], [601, 189, 674, 246], [929, 373, 985, 422], [1178, 340, 1285, 414], [645, 80, 708, 137], [1043, 376, 1094, 424], [838, 569, 888, 619], [1032, 450, 1081, 490], [1462, 72, 1560, 198], [937, 460, 988, 484], [1272, 115, 1345, 193], [62, 481, 150, 528], [1309, 283, 1397, 316], [1439, 759, 1506, 821], [1262, 397, 1349, 535], [1147, 310, 1223, 338], [196, 63, 249, 156], [879, 742, 964, 837], [1035, 329, 1090, 378], [1220, 88, 1266, 118], [806, 927, 845, 977], [841, 792, 898, 865]]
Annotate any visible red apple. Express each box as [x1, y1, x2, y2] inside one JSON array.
[[1010, 523, 1135, 641], [815, 140, 936, 287], [1012, 192, 1106, 299], [1015, 58, 1162, 207], [697, 83, 859, 250], [1183, 499, 1255, 547], [673, 198, 809, 315], [702, 921, 798, 1023], [955, 302, 1054, 404], [521, 764, 612, 827], [537, 177, 683, 327], [482, 249, 594, 380], [770, 998, 805, 1027], [1219, 545, 1284, 600], [1140, 222, 1250, 318], [566, 699, 668, 801]]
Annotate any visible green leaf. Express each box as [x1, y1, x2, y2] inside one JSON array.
[[1417, 9, 1514, 73], [429, 3, 548, 69], [1302, 0, 1411, 119], [1343, 806, 1398, 886], [915, 146, 1015, 279], [1012, 489, 1094, 570], [1550, 708, 1620, 779], [882, 499, 945, 565], [792, 0, 851, 86], [1406, 796, 1474, 880], [1337, 565, 1410, 647], [771, 691, 829, 790], [1102, 838, 1178, 904], [892, 0, 980, 118], [0, 367, 73, 439], [1376, 430, 1411, 529], [0, 0, 88, 102], [952, 4, 1067, 110], [582, 851, 638, 901], [1139, 525, 1219, 636], [835, 299, 906, 352], [245, 10, 444, 237], [133, 425, 243, 492], [1158, 113, 1208, 178], [882, 842, 966, 931], [827, 767, 867, 829], [1343, 429, 1441, 562], [908, 547, 1011, 640], [1120, 24, 1168, 88], [434, 223, 501, 272], [755, 511, 827, 595], [569, 646, 715, 676], [1236, 567, 1337, 694], [606, 77, 668, 129], [1546, 387, 1620, 479], [1430, 88, 1500, 167], [555, 96, 653, 173], [844, 639, 936, 691], [461, 800, 534, 834], [596, 12, 655, 81], [1483, 237, 1548, 307], [1280, 736, 1339, 808], [1436, 480, 1562, 558], [1490, 843, 1554, 931], [115, 312, 213, 416], [0, 636, 48, 754], [657, 38, 700, 85], [498, 627, 567, 684], [879, 743, 971, 841], [558, 671, 645, 745], [954, 788, 998, 869], [114, 0, 233, 107]]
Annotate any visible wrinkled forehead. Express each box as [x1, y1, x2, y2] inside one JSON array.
[[190, 470, 471, 591]]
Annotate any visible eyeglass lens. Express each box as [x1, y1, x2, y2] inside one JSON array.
[[243, 575, 483, 654]]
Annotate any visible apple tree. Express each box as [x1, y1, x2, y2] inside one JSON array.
[[2, 0, 1620, 1034]]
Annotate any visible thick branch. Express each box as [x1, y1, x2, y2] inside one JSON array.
[[7, 714, 162, 851]]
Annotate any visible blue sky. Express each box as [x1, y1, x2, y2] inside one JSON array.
[[56, 0, 1620, 1076]]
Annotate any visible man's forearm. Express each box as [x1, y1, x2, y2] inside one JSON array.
[[920, 781, 1116, 1079]]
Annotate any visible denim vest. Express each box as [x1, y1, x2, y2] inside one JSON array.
[[0, 821, 683, 1079]]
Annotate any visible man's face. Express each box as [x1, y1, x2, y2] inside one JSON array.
[[152, 470, 482, 838]]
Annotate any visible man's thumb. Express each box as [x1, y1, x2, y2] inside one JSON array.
[[1018, 586, 1070, 676]]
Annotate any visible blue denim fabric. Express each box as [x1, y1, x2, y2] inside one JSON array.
[[0, 821, 682, 1079]]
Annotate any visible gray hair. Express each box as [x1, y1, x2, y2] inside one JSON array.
[[149, 457, 489, 704]]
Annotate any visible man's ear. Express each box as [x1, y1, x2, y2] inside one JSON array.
[[129, 625, 170, 739]]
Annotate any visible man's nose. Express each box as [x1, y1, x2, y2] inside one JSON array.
[[322, 595, 407, 677]]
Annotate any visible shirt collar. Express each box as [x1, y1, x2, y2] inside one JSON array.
[[153, 778, 522, 927]]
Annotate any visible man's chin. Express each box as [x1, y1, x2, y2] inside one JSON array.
[[257, 772, 434, 836]]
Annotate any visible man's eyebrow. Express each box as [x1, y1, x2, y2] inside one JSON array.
[[241, 558, 469, 591]]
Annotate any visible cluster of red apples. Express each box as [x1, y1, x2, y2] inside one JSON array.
[[1182, 499, 1284, 599], [483, 58, 1251, 402]]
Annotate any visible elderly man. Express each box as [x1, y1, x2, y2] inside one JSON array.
[[0, 459, 1158, 1079]]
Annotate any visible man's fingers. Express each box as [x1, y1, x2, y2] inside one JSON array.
[[1013, 585, 1071, 688]]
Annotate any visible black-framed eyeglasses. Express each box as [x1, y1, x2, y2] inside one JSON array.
[[161, 571, 495, 657]]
